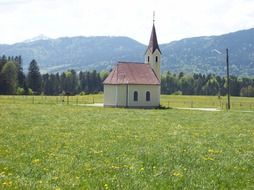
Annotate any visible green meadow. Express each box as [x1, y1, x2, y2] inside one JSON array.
[[0, 95, 254, 189]]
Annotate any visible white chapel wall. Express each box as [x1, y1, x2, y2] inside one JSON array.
[[104, 84, 160, 108], [127, 84, 160, 107], [104, 85, 126, 107]]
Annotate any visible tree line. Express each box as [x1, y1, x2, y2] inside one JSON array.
[[161, 71, 254, 97], [0, 55, 107, 95], [0, 55, 254, 97]]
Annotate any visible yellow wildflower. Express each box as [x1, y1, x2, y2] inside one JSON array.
[[208, 149, 222, 154], [202, 156, 214, 161], [172, 171, 183, 177], [111, 165, 120, 169], [104, 183, 109, 190], [2, 181, 12, 186], [32, 159, 40, 164]]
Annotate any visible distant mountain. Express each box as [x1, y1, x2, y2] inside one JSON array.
[[0, 28, 254, 76], [0, 36, 145, 73], [23, 34, 51, 43], [161, 28, 254, 76]]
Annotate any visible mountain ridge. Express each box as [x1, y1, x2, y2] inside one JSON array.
[[0, 28, 254, 76]]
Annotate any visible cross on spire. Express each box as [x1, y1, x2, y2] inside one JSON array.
[[153, 11, 155, 24]]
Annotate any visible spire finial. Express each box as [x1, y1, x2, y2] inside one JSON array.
[[153, 11, 155, 24]]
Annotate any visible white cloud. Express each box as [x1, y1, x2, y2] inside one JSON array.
[[0, 0, 254, 44]]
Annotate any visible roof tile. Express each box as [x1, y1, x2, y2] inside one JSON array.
[[103, 62, 160, 85]]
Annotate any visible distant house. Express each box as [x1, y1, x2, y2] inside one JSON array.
[[103, 22, 161, 108]]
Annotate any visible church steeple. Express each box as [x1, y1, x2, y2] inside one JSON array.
[[145, 14, 161, 80], [147, 23, 161, 54]]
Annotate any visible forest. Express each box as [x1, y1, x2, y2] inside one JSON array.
[[0, 55, 254, 97]]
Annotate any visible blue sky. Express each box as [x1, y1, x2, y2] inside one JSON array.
[[1, 0, 254, 44]]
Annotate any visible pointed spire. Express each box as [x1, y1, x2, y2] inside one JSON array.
[[147, 13, 161, 54]]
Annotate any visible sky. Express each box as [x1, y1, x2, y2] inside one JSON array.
[[1, 0, 254, 45]]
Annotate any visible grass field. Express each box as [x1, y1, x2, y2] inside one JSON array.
[[0, 95, 254, 189]]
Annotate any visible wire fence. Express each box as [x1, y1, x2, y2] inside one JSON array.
[[1, 95, 254, 111], [0, 95, 103, 105], [163, 100, 254, 111]]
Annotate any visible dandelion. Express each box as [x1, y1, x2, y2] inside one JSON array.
[[2, 181, 12, 186], [140, 167, 145, 171], [111, 165, 120, 169], [208, 149, 222, 154], [202, 156, 214, 161], [172, 171, 183, 177], [104, 183, 109, 190], [32, 159, 40, 164]]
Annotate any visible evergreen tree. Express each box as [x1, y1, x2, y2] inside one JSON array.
[[16, 56, 26, 88], [0, 55, 7, 72], [42, 73, 51, 95], [0, 61, 17, 94], [60, 70, 78, 95], [27, 59, 42, 94]]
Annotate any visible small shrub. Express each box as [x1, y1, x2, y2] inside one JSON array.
[[172, 91, 182, 95], [16, 87, 25, 95], [28, 88, 33, 95]]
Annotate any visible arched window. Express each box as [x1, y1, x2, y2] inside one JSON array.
[[155, 56, 158, 63], [148, 56, 150, 63], [146, 91, 151, 101], [134, 91, 138, 101]]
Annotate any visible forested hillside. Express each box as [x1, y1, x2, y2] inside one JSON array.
[[0, 28, 254, 76]]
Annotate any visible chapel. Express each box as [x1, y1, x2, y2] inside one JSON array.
[[103, 21, 161, 108]]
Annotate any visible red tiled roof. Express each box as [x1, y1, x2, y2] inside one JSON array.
[[103, 62, 160, 85]]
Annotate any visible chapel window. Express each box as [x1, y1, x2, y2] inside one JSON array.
[[134, 91, 138, 101], [146, 91, 151, 101]]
